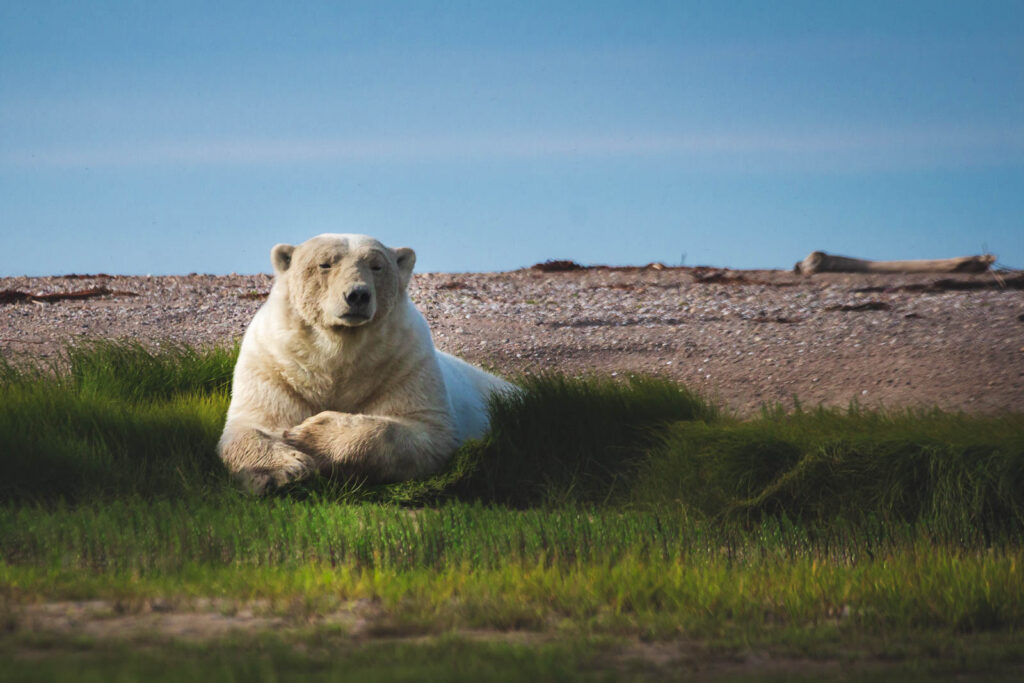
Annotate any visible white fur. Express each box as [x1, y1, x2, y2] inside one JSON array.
[[437, 350, 511, 442]]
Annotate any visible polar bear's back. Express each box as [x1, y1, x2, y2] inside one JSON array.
[[437, 351, 513, 443]]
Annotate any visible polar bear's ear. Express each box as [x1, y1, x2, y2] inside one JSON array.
[[271, 244, 295, 274], [394, 247, 416, 286]]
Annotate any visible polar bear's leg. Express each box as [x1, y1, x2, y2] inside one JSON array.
[[282, 410, 456, 482], [219, 427, 318, 495]]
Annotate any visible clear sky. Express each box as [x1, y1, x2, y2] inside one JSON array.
[[2, 1, 1021, 275]]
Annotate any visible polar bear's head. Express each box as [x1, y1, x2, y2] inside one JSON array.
[[270, 234, 415, 330]]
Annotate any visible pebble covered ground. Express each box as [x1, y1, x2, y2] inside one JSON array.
[[2, 267, 1021, 416]]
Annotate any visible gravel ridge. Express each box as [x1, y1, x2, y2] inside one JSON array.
[[2, 268, 1021, 416]]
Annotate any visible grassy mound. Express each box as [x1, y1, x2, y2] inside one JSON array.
[[1, 340, 1022, 539], [635, 409, 1024, 536]]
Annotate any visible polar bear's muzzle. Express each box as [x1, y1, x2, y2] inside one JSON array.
[[333, 284, 375, 327]]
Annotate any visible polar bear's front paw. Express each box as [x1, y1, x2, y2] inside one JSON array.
[[282, 411, 360, 459], [234, 446, 316, 496]]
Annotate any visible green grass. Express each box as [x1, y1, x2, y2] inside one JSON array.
[[1, 340, 1023, 679], [3, 509, 1023, 636]]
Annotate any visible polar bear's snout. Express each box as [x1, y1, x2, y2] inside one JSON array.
[[335, 283, 375, 326], [345, 284, 372, 309]]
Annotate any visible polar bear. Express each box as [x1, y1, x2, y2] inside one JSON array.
[[218, 233, 514, 494]]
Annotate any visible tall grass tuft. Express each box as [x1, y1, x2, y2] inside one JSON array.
[[0, 341, 235, 503], [447, 374, 717, 506], [64, 340, 237, 400]]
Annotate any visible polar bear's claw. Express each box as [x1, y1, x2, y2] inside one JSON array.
[[234, 447, 316, 496], [271, 447, 316, 484]]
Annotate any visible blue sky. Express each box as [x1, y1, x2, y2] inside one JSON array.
[[2, 1, 1021, 275]]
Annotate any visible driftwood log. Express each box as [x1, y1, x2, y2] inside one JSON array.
[[0, 287, 138, 305], [794, 251, 996, 275]]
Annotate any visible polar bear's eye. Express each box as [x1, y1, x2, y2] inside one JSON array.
[[318, 262, 332, 270], [370, 263, 383, 272]]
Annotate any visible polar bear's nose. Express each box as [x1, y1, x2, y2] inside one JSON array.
[[345, 285, 372, 308]]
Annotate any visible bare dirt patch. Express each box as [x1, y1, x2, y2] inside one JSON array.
[[14, 600, 285, 642], [9, 598, 377, 643], [9, 600, 1011, 680]]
